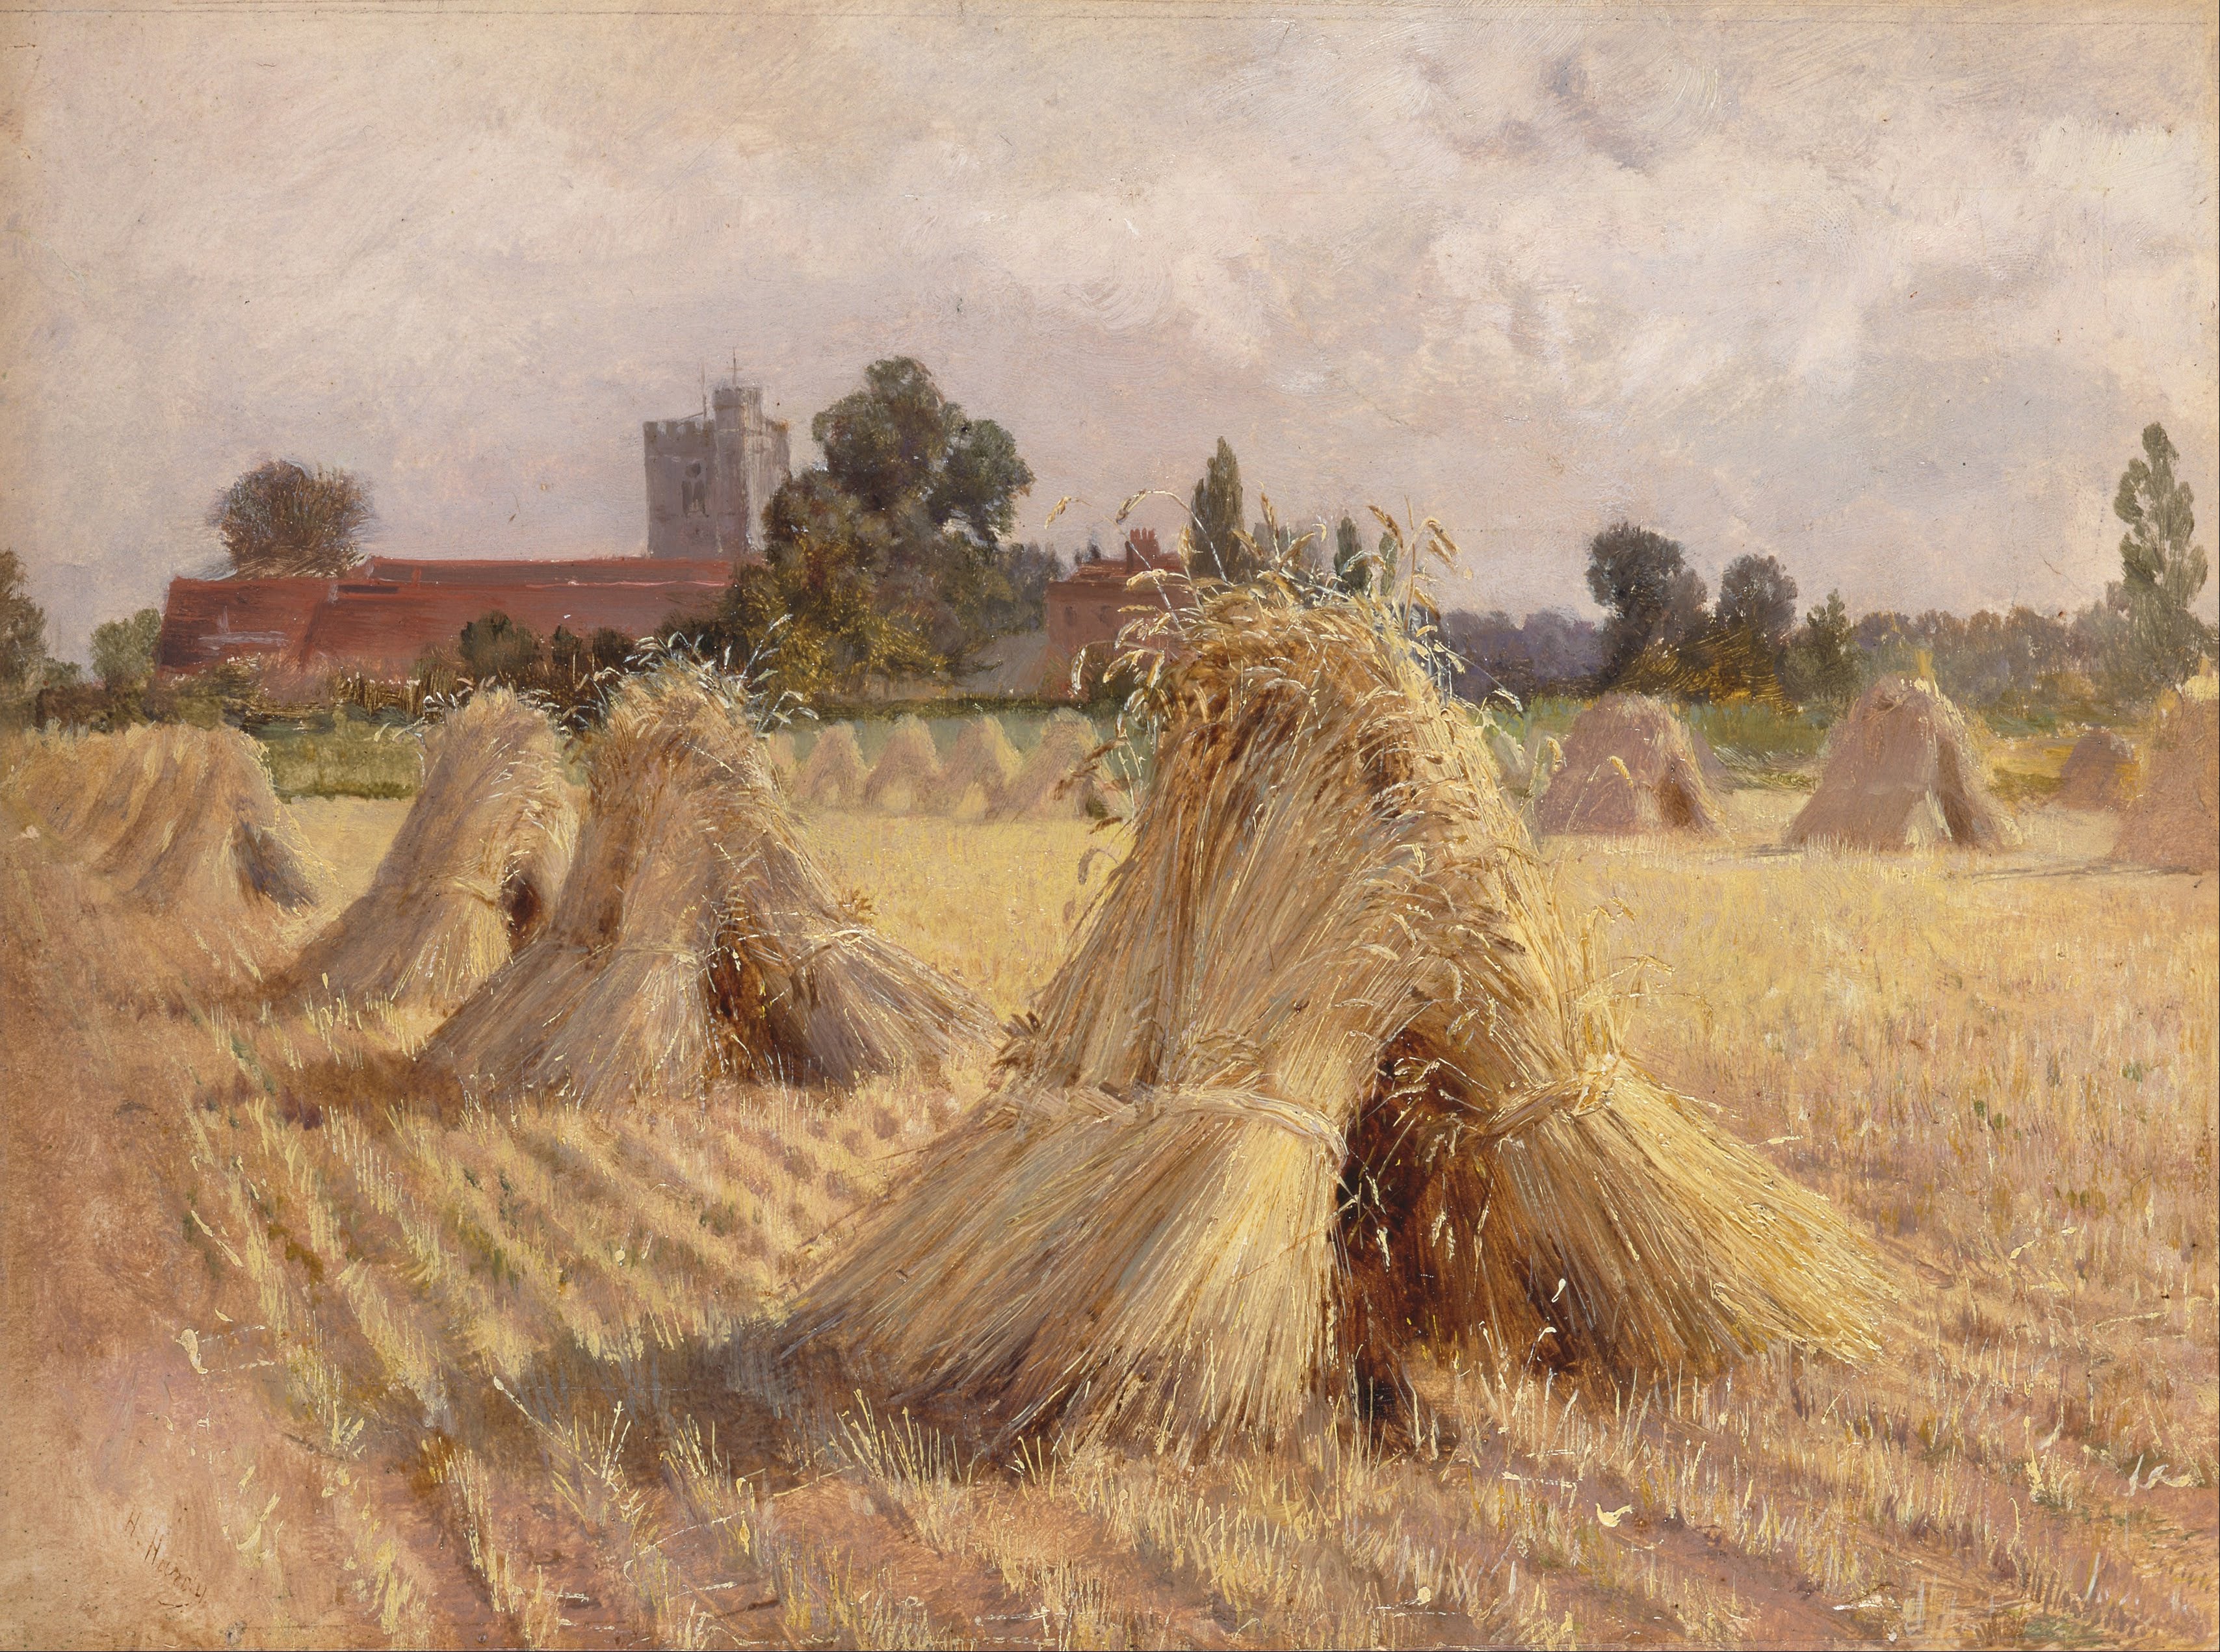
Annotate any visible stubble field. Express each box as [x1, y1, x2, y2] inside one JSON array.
[[1, 785, 2213, 1651]]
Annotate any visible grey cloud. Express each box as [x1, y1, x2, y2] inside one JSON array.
[[1, 3, 2213, 661]]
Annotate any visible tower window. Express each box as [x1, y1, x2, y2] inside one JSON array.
[[683, 460, 709, 516]]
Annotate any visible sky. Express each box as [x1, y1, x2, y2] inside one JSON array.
[[3, 0, 2215, 660]]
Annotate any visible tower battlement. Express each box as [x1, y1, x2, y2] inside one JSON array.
[[643, 374, 791, 561]]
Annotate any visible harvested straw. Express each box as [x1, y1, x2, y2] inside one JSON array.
[[794, 723, 868, 808], [1786, 676, 2016, 851], [1, 722, 325, 998], [790, 582, 1886, 1448], [861, 716, 943, 814], [6, 721, 322, 916], [1535, 695, 1725, 836], [1690, 725, 1737, 793], [425, 669, 995, 1105], [1483, 724, 1532, 792], [929, 716, 1023, 817], [1339, 1050, 1883, 1393], [762, 730, 799, 790], [2113, 686, 2217, 871], [1525, 730, 1565, 802], [2051, 729, 2137, 812], [989, 711, 1105, 821], [288, 691, 579, 1013]]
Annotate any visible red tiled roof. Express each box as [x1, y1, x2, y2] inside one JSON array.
[[361, 555, 733, 587], [156, 577, 335, 670], [157, 558, 731, 677], [1045, 532, 1191, 659], [1056, 528, 1184, 589]]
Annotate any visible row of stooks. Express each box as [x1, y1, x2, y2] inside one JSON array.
[[42, 582, 2138, 1451], [779, 711, 1124, 820], [1520, 678, 2215, 867]]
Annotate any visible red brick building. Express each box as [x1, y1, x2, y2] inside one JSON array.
[[159, 526, 1193, 690], [157, 555, 730, 678], [1044, 529, 1190, 666]]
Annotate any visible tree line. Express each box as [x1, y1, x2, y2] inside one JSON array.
[[1445, 423, 2210, 719], [3, 377, 2209, 730]]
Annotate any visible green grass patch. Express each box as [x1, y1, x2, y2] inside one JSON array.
[[1684, 701, 1831, 767], [253, 712, 423, 799], [1472, 693, 1587, 751], [1476, 694, 1832, 775]]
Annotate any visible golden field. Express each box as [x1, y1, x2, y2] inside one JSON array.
[[1, 784, 2213, 1650]]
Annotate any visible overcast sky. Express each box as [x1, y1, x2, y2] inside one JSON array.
[[3, 1, 2214, 658]]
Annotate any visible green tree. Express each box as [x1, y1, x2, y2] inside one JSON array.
[[1714, 554, 1799, 652], [929, 417, 1034, 546], [90, 607, 163, 689], [815, 358, 956, 515], [812, 360, 1033, 543], [1188, 439, 1248, 582], [1249, 514, 1296, 569], [972, 543, 1062, 635], [1779, 590, 1862, 712], [1585, 522, 1708, 684], [799, 357, 1036, 674], [1, 550, 47, 691], [1331, 515, 1370, 594], [2108, 422, 2214, 697], [458, 611, 542, 682], [209, 459, 374, 576], [702, 469, 939, 701]]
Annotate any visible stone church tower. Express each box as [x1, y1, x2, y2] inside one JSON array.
[[642, 375, 792, 561]]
